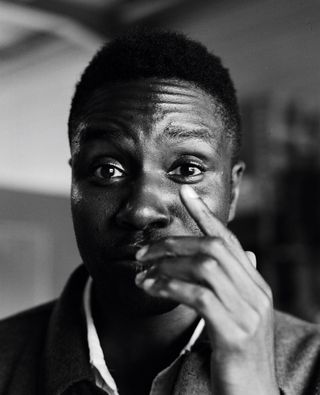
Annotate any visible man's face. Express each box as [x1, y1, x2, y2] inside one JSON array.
[[70, 78, 242, 314]]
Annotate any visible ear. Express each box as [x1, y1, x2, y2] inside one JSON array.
[[228, 161, 245, 222]]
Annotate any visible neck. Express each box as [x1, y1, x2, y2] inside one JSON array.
[[91, 282, 199, 366]]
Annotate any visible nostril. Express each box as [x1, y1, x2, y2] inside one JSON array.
[[150, 216, 170, 230], [115, 204, 171, 230]]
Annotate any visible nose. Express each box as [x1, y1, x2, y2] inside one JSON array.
[[115, 176, 172, 231]]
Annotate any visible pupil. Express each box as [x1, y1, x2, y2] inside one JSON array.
[[181, 165, 195, 176], [102, 166, 114, 177]]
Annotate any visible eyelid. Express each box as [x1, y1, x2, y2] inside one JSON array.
[[168, 166, 202, 176], [95, 163, 125, 172], [168, 163, 205, 174], [168, 157, 207, 172], [91, 157, 126, 171], [89, 157, 127, 184], [167, 157, 207, 184], [91, 162, 126, 184]]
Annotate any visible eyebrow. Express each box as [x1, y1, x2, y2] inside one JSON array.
[[78, 125, 134, 146], [161, 126, 217, 145], [75, 124, 217, 147]]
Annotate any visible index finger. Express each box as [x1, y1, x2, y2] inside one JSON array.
[[179, 185, 246, 260], [179, 185, 271, 296]]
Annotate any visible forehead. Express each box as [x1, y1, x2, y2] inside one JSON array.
[[78, 78, 219, 117], [72, 78, 227, 150]]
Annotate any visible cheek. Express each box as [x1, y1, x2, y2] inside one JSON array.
[[71, 184, 83, 205], [71, 184, 116, 236], [71, 187, 123, 267], [195, 174, 231, 223]]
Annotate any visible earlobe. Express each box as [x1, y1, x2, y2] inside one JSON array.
[[228, 161, 245, 222]]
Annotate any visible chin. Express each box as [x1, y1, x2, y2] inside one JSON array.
[[91, 262, 179, 317], [126, 293, 179, 317]]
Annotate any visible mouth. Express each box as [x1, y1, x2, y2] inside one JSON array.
[[113, 257, 152, 275], [111, 245, 151, 273], [121, 259, 152, 273]]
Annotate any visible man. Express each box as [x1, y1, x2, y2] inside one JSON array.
[[1, 30, 320, 395]]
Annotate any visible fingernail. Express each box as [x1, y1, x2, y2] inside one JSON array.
[[142, 278, 156, 290], [246, 251, 257, 268], [135, 270, 148, 285], [136, 245, 149, 260], [181, 185, 198, 199]]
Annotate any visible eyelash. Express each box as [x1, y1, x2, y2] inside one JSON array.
[[91, 161, 125, 183], [167, 160, 206, 182]]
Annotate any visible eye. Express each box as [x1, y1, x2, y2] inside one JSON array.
[[93, 163, 125, 181], [168, 161, 206, 183], [170, 164, 202, 177]]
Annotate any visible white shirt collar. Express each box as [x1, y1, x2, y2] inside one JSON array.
[[83, 276, 205, 394]]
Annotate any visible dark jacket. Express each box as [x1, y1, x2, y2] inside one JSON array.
[[1, 265, 320, 395]]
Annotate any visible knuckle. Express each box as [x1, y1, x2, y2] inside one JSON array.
[[198, 257, 216, 277], [151, 264, 160, 276], [208, 237, 224, 251], [228, 231, 237, 243], [246, 311, 262, 336], [164, 236, 175, 246], [258, 292, 273, 315], [194, 288, 210, 311], [227, 231, 240, 248], [163, 237, 176, 252]]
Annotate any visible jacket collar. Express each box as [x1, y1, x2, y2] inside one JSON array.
[[42, 264, 214, 395], [43, 265, 94, 395]]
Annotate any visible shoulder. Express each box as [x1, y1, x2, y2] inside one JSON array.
[[0, 302, 55, 375], [274, 310, 320, 394], [275, 309, 320, 333], [275, 310, 320, 356], [0, 302, 54, 342]]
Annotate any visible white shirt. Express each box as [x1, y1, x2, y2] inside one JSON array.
[[83, 277, 205, 395]]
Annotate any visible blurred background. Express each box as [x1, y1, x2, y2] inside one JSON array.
[[1, 0, 320, 321]]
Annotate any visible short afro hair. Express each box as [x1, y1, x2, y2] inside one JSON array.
[[69, 29, 241, 160]]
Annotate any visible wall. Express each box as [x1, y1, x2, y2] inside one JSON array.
[[168, 0, 320, 101], [0, 188, 79, 318]]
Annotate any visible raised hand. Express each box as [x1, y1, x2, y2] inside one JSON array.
[[135, 185, 279, 395]]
